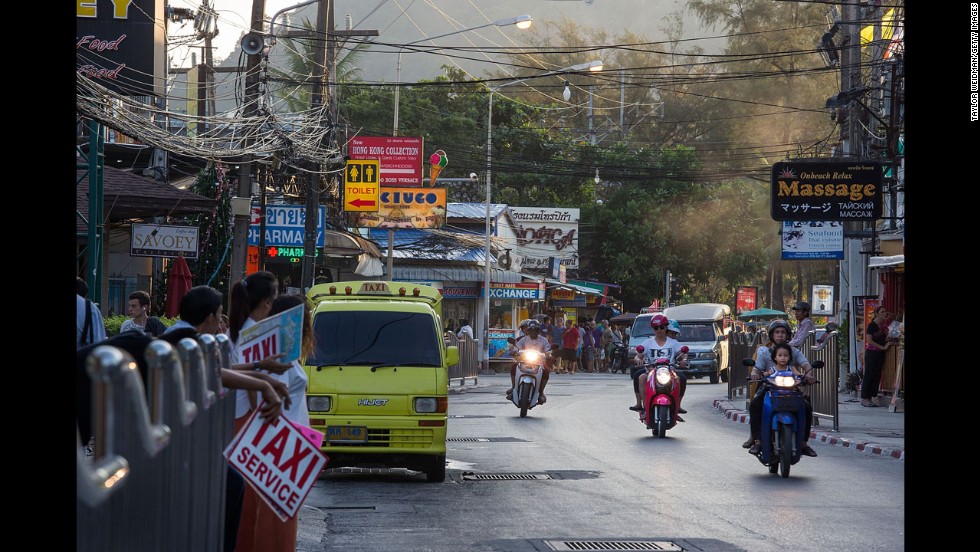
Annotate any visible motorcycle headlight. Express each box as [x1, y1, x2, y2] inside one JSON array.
[[522, 350, 541, 363], [308, 396, 331, 412], [655, 367, 672, 386], [773, 374, 796, 387]]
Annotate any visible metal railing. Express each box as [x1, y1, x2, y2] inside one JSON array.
[[445, 332, 480, 386], [725, 328, 841, 432], [77, 333, 236, 552]]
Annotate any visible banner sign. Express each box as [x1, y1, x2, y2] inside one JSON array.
[[781, 221, 845, 259], [852, 295, 876, 361], [811, 285, 835, 316], [488, 329, 517, 360], [224, 409, 327, 521], [509, 207, 580, 269], [348, 136, 424, 186], [76, 0, 165, 96], [771, 161, 883, 221], [551, 288, 576, 301], [248, 204, 326, 248], [483, 283, 545, 300], [131, 224, 199, 259], [736, 286, 758, 313], [441, 287, 479, 299], [237, 304, 305, 365], [350, 188, 447, 229]]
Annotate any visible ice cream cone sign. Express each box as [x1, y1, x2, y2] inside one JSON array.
[[429, 150, 448, 186]]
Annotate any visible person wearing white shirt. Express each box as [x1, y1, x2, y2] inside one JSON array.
[[456, 320, 474, 340]]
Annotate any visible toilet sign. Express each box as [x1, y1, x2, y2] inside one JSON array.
[[344, 159, 380, 212]]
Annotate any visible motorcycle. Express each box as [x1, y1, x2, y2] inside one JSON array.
[[635, 345, 688, 437], [608, 341, 630, 374], [510, 349, 547, 417], [743, 358, 824, 478]]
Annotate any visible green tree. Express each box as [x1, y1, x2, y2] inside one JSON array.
[[182, 163, 235, 303]]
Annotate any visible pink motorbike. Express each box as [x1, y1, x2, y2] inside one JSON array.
[[635, 345, 688, 438]]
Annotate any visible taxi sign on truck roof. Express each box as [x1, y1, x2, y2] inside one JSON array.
[[308, 280, 442, 307]]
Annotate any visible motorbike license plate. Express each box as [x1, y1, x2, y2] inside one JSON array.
[[326, 426, 368, 443]]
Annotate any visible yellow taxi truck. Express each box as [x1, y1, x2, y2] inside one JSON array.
[[304, 281, 458, 482]]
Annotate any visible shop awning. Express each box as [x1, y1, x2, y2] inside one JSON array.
[[323, 230, 382, 257], [868, 254, 905, 269], [544, 278, 604, 296], [392, 265, 525, 283]]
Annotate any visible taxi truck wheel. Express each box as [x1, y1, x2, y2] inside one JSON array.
[[425, 454, 446, 483]]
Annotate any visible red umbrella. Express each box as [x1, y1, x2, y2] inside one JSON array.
[[164, 255, 193, 318]]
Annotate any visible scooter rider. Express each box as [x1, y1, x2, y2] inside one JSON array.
[[746, 319, 818, 457], [630, 314, 688, 420], [505, 319, 553, 405]]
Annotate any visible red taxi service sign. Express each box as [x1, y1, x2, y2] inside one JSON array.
[[225, 408, 327, 521]]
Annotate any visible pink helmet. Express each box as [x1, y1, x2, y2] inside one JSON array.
[[649, 314, 669, 328]]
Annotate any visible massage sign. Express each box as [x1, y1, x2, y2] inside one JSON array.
[[770, 162, 883, 221]]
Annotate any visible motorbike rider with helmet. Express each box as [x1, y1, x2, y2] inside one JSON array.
[[745, 319, 818, 457], [630, 314, 689, 420], [505, 319, 553, 405]]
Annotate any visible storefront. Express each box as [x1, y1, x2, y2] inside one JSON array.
[[486, 280, 545, 362], [545, 278, 608, 324]]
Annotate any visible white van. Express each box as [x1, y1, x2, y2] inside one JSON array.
[[628, 303, 731, 384]]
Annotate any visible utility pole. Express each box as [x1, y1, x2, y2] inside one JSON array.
[[838, 0, 866, 379], [231, 0, 267, 285], [295, 1, 377, 290], [300, 0, 330, 292]]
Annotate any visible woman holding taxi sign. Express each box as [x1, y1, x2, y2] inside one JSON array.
[[229, 271, 300, 552]]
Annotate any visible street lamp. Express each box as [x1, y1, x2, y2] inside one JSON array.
[[392, 14, 532, 136], [482, 59, 603, 369]]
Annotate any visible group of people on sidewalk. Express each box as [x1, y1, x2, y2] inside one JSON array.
[[76, 271, 315, 552]]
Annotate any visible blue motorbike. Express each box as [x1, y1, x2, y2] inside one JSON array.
[[743, 359, 823, 478]]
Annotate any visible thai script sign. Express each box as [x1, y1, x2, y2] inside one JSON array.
[[736, 286, 758, 314], [509, 207, 580, 269], [248, 205, 326, 248]]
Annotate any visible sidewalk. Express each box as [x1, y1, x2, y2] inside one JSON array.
[[453, 373, 904, 462], [713, 392, 905, 461]]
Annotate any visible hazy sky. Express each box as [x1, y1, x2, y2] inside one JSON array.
[[167, 0, 717, 82]]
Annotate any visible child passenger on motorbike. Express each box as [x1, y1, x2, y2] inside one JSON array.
[[746, 320, 818, 457], [505, 319, 553, 405], [665, 319, 689, 411], [630, 314, 688, 420]]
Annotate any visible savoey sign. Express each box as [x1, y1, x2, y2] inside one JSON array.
[[131, 224, 199, 258]]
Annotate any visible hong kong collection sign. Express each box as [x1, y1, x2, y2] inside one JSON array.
[[770, 161, 883, 221]]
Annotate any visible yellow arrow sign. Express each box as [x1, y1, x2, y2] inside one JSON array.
[[344, 160, 380, 212]]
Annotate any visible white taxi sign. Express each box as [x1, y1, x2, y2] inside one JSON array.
[[357, 281, 391, 295]]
